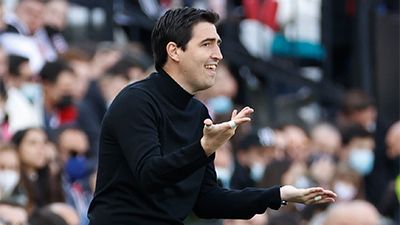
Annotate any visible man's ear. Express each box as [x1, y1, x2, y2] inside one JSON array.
[[166, 42, 180, 62]]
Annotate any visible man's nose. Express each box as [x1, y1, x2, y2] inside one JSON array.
[[212, 46, 223, 61]]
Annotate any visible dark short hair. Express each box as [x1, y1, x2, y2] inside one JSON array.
[[340, 89, 375, 115], [11, 127, 45, 148], [151, 7, 219, 71], [39, 60, 73, 84], [8, 54, 29, 77], [341, 124, 373, 145]]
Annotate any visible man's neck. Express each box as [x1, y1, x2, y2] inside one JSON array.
[[162, 66, 195, 95]]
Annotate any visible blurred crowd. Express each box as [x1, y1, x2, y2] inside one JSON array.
[[0, 0, 398, 225]]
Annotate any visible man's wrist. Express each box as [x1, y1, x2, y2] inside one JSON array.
[[280, 185, 287, 202], [200, 137, 213, 156]]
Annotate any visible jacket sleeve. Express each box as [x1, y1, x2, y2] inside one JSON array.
[[193, 161, 282, 219], [109, 88, 210, 193]]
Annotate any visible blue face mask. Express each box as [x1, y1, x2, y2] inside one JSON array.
[[65, 155, 88, 182], [348, 148, 375, 176], [208, 96, 233, 115]]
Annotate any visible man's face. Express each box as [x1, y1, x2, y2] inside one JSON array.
[[16, 0, 45, 34], [43, 0, 69, 30], [177, 22, 223, 93], [45, 70, 76, 107], [386, 122, 400, 159]]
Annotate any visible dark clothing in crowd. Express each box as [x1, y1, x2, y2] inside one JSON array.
[[88, 70, 282, 225], [230, 164, 256, 189]]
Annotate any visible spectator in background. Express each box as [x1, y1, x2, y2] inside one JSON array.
[[380, 120, 400, 222], [40, 60, 78, 139], [82, 43, 123, 125], [0, 201, 28, 225], [45, 202, 80, 225], [322, 200, 380, 225], [214, 141, 234, 188], [338, 89, 377, 133], [4, 0, 45, 35], [307, 123, 341, 189], [331, 163, 363, 202], [0, 144, 25, 205], [88, 42, 122, 80], [4, 54, 43, 135], [60, 48, 102, 155], [230, 131, 273, 189], [39, 59, 100, 155], [57, 127, 91, 182], [310, 122, 342, 156], [337, 89, 394, 211], [335, 124, 375, 202], [97, 59, 132, 108], [279, 125, 310, 188], [84, 53, 139, 125], [56, 127, 93, 225], [123, 43, 153, 83], [386, 121, 400, 162], [29, 206, 68, 225], [340, 124, 375, 177], [12, 127, 64, 213], [60, 47, 92, 102], [1, 0, 48, 73], [307, 153, 336, 189], [42, 0, 69, 55], [282, 125, 310, 162]]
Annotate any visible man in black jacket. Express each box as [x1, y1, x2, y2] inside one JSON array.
[[88, 7, 336, 225]]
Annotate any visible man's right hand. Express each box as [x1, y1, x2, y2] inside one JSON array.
[[201, 106, 254, 156]]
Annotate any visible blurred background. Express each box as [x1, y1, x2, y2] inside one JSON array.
[[0, 0, 398, 225]]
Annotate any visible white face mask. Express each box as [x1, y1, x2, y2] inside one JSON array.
[[215, 167, 232, 188], [0, 170, 20, 197], [20, 82, 42, 103], [250, 162, 265, 182], [334, 181, 357, 201]]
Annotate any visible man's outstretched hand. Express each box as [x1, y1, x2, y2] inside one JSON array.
[[201, 106, 254, 156], [280, 185, 337, 205]]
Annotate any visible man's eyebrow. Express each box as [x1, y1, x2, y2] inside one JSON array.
[[201, 38, 222, 44]]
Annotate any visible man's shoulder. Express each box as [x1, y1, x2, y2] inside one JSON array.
[[111, 74, 158, 106], [122, 73, 157, 95]]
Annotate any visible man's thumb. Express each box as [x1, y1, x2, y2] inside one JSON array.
[[204, 119, 213, 128]]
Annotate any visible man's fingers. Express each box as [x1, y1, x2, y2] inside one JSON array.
[[231, 109, 237, 120], [236, 107, 254, 117], [230, 107, 254, 120], [303, 188, 336, 205], [322, 190, 337, 198], [226, 117, 251, 129], [307, 187, 324, 194]]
